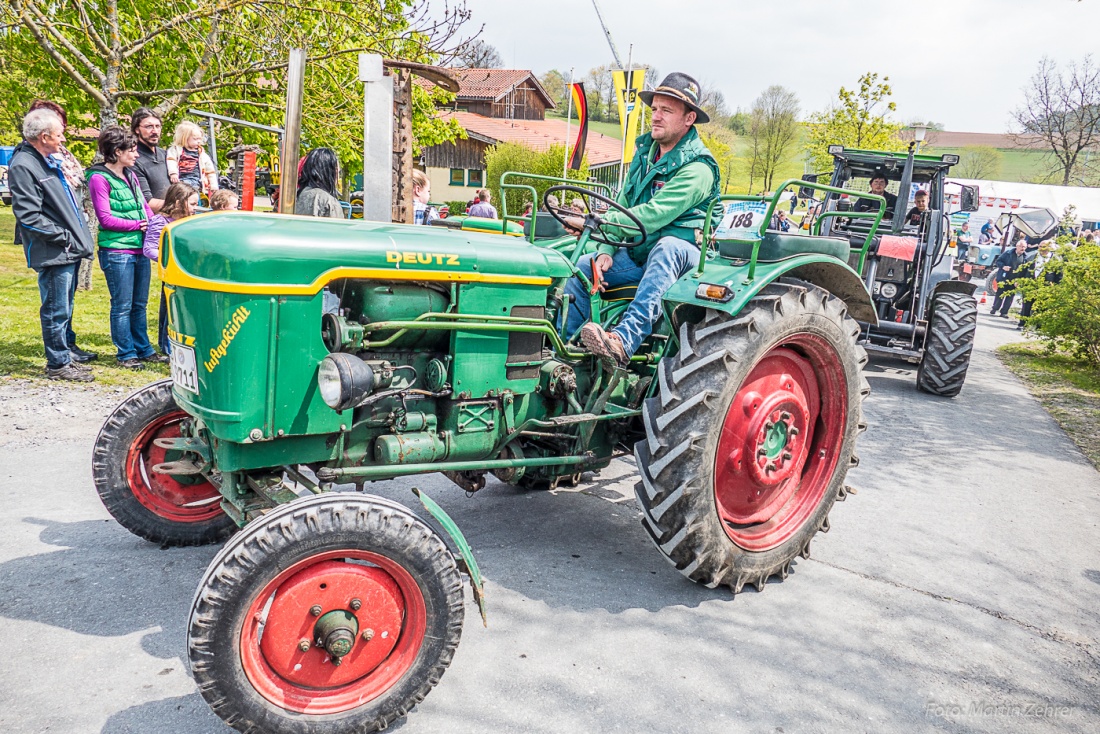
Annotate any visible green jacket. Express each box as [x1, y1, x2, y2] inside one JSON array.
[[87, 164, 147, 250], [598, 127, 721, 264]]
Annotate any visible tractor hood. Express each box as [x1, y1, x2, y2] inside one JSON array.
[[161, 212, 572, 295]]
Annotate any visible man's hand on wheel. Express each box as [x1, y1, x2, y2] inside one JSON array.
[[563, 214, 585, 235], [590, 253, 613, 294]]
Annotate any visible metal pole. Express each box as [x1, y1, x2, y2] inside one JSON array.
[[563, 68, 574, 180], [279, 48, 306, 214], [206, 116, 218, 170], [589, 0, 624, 68], [617, 45, 633, 191]]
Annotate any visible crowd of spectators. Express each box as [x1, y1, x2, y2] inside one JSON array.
[[7, 101, 241, 381]]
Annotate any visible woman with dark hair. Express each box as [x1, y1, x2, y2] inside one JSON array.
[[294, 147, 343, 218], [27, 100, 98, 294], [88, 125, 164, 369]]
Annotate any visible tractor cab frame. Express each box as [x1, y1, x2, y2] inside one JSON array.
[[803, 145, 982, 396]]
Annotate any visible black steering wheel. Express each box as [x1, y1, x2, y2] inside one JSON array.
[[543, 184, 647, 247]]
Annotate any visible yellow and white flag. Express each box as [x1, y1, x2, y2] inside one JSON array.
[[612, 68, 646, 166]]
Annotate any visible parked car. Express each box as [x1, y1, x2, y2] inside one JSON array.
[[0, 166, 11, 207]]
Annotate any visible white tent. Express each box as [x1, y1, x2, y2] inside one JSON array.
[[947, 177, 1100, 228]]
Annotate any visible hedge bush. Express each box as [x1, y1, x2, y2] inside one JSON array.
[[1016, 241, 1100, 367], [484, 142, 589, 218]]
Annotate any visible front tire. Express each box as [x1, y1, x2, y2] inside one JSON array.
[[634, 281, 868, 592], [188, 494, 465, 734], [92, 379, 235, 546], [916, 291, 977, 398]]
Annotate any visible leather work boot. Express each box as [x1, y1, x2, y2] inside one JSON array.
[[580, 323, 628, 368], [46, 364, 95, 382], [69, 346, 98, 363], [140, 353, 170, 364]]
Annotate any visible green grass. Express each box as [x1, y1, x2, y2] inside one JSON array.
[[924, 146, 1056, 183], [997, 342, 1100, 468], [0, 207, 168, 388]]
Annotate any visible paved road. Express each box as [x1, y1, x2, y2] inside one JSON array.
[[1, 313, 1098, 734]]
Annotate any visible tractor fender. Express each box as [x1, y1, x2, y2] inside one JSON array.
[[662, 254, 878, 328], [931, 279, 979, 297]]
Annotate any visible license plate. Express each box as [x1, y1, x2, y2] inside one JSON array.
[[170, 340, 199, 394]]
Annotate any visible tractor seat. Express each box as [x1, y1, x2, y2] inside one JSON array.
[[523, 212, 569, 240], [717, 231, 850, 262]]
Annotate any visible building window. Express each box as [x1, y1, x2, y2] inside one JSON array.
[[450, 168, 465, 186], [467, 169, 484, 187]]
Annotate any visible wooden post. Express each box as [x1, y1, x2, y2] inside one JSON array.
[[391, 69, 414, 224]]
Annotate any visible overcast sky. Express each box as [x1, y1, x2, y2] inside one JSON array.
[[462, 0, 1100, 132]]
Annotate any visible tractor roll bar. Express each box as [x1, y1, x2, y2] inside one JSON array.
[[500, 172, 613, 243], [700, 179, 886, 281]]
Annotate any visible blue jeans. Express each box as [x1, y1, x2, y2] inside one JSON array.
[[37, 262, 80, 370], [564, 236, 699, 356], [158, 286, 171, 355], [99, 249, 153, 361]]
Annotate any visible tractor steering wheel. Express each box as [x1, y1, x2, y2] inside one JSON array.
[[543, 185, 647, 247]]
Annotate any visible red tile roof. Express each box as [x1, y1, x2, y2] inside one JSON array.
[[418, 68, 556, 109], [441, 111, 623, 167]]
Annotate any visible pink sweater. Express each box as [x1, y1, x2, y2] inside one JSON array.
[[88, 170, 154, 250]]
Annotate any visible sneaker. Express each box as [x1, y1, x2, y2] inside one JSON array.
[[46, 364, 95, 382], [139, 353, 169, 364], [117, 358, 145, 370], [68, 360, 92, 373], [69, 346, 98, 363], [580, 323, 629, 367]]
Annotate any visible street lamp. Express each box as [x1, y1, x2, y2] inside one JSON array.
[[910, 124, 928, 154]]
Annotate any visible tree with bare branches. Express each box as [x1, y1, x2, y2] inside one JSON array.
[[955, 145, 1003, 179], [0, 0, 473, 167], [1013, 56, 1100, 186], [455, 39, 503, 69], [747, 85, 799, 194]]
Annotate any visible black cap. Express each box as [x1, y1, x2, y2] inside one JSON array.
[[639, 72, 710, 125]]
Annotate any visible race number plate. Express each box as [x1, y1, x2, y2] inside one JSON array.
[[714, 201, 769, 241], [170, 340, 199, 395]]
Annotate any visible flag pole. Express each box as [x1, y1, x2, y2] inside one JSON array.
[[563, 67, 575, 180], [617, 44, 633, 191]]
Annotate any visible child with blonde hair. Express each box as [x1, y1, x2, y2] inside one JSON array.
[[166, 120, 218, 195], [209, 189, 239, 211]]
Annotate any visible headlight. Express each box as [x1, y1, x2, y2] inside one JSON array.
[[318, 353, 377, 411], [880, 282, 899, 299]]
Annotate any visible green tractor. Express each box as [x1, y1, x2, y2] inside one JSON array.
[[804, 145, 982, 397], [93, 174, 878, 733]]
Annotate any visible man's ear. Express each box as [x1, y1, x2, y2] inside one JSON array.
[[686, 110, 697, 127]]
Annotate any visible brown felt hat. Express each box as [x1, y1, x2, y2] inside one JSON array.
[[639, 72, 710, 124]]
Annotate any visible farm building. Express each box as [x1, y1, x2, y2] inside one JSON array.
[[419, 69, 623, 204]]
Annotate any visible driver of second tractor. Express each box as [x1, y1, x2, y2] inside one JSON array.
[[562, 72, 721, 367], [854, 172, 897, 214]]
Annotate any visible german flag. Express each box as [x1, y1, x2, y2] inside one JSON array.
[[569, 82, 588, 171]]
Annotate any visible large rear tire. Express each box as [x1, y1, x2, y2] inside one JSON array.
[[92, 379, 235, 546], [635, 281, 868, 592], [916, 291, 978, 398], [188, 494, 465, 734]]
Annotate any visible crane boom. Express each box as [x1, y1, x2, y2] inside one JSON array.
[[589, 0, 624, 69]]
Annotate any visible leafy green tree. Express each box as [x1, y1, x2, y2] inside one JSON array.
[[805, 72, 904, 172], [485, 142, 588, 216], [0, 0, 471, 173], [1016, 206, 1100, 366], [700, 127, 737, 194]]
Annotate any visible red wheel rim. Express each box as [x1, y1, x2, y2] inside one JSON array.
[[714, 336, 848, 551], [240, 550, 427, 715], [125, 410, 223, 523]]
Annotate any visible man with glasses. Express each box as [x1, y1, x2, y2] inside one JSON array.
[[130, 107, 170, 213]]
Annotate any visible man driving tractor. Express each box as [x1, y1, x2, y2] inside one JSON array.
[[562, 72, 721, 366]]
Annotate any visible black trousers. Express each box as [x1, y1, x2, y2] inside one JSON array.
[[991, 281, 1015, 315]]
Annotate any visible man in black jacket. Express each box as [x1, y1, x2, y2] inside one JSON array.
[[9, 108, 95, 381], [990, 238, 1028, 317]]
